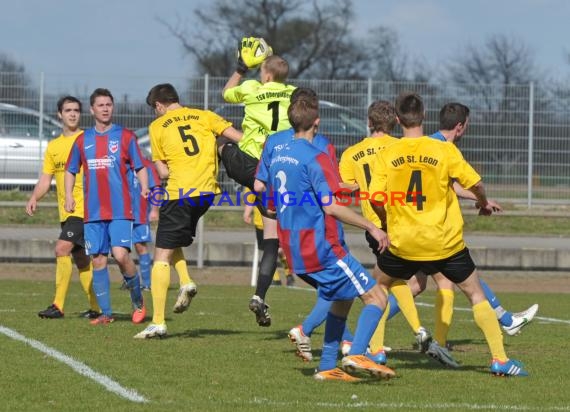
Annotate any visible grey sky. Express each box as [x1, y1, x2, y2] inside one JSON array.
[[1, 0, 568, 97]]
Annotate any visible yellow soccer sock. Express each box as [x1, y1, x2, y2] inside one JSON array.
[[473, 300, 507, 361], [272, 270, 281, 283], [172, 247, 193, 286], [53, 256, 73, 311], [151, 261, 171, 325], [390, 280, 421, 333], [434, 288, 454, 346], [78, 262, 100, 312], [369, 301, 390, 353]]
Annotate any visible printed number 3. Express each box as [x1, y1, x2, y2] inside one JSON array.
[[275, 170, 288, 212]]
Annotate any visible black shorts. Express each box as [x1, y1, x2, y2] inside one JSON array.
[[221, 142, 274, 219], [220, 142, 257, 191], [59, 216, 85, 251], [255, 227, 264, 250], [378, 247, 476, 284], [155, 197, 212, 249]]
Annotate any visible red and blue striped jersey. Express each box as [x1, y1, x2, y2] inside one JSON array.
[[66, 124, 145, 222], [269, 138, 347, 274], [130, 158, 161, 224]]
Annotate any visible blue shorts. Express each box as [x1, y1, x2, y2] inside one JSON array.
[[84, 220, 133, 256], [133, 223, 152, 244], [307, 254, 376, 301]]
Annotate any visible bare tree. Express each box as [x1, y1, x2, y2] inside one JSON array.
[[0, 53, 34, 106], [159, 0, 408, 80]]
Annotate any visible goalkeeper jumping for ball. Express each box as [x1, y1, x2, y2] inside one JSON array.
[[218, 37, 296, 327]]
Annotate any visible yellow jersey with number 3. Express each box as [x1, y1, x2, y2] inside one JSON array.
[[43, 131, 84, 222], [369, 136, 481, 260], [223, 80, 296, 159], [339, 135, 399, 228], [149, 107, 232, 199]]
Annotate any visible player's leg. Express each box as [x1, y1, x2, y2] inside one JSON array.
[[479, 277, 538, 335], [438, 249, 527, 376], [133, 223, 152, 290], [432, 272, 455, 347], [109, 219, 145, 324], [84, 221, 114, 324], [38, 237, 74, 319], [249, 215, 278, 327], [72, 247, 100, 318]]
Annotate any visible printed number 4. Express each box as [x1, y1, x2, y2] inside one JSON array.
[[406, 170, 426, 210]]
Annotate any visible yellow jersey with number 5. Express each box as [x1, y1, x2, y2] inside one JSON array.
[[149, 107, 232, 199], [339, 135, 399, 228], [369, 136, 481, 260]]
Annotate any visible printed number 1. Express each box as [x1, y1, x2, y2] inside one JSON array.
[[406, 170, 427, 210], [267, 101, 279, 131]]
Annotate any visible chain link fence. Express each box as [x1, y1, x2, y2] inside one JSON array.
[[0, 71, 569, 206]]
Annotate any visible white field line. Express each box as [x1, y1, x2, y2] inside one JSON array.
[[0, 325, 148, 403], [288, 286, 570, 325], [251, 398, 570, 410]]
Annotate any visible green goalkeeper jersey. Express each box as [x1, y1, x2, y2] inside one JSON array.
[[223, 80, 296, 159]]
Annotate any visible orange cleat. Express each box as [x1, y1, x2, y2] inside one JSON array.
[[132, 303, 146, 324], [341, 355, 396, 379], [314, 367, 361, 382]]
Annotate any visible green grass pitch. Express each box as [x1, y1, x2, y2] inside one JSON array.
[[0, 279, 569, 411]]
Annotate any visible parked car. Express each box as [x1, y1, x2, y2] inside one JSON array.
[[134, 101, 367, 193], [0, 103, 62, 184]]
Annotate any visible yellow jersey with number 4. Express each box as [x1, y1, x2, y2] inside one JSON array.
[[149, 107, 232, 199], [223, 80, 296, 159], [43, 131, 84, 222], [339, 135, 399, 228], [369, 136, 481, 260]]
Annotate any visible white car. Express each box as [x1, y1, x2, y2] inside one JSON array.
[[0, 103, 61, 185]]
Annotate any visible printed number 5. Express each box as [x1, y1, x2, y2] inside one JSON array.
[[178, 125, 200, 156]]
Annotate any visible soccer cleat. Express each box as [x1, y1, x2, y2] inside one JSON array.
[[502, 304, 539, 336], [132, 302, 146, 324], [119, 280, 128, 291], [249, 295, 271, 327], [341, 355, 396, 379], [90, 314, 115, 325], [415, 326, 432, 353], [366, 349, 387, 365], [288, 325, 313, 362], [141, 285, 151, 292], [38, 304, 64, 319], [286, 274, 295, 287], [134, 323, 167, 339], [173, 282, 198, 314], [314, 367, 361, 382], [426, 341, 460, 368], [490, 358, 528, 377], [341, 340, 352, 356], [80, 309, 101, 319]]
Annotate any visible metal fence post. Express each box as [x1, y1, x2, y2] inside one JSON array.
[[367, 77, 373, 108], [38, 72, 45, 163], [196, 73, 209, 269], [527, 81, 534, 209]]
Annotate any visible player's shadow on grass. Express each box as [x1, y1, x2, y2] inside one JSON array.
[[388, 350, 484, 373], [168, 328, 244, 339]]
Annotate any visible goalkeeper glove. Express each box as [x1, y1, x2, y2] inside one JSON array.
[[236, 37, 273, 74]]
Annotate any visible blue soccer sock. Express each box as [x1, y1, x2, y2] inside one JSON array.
[[349, 304, 384, 355], [387, 294, 401, 320], [320, 312, 346, 372], [123, 273, 143, 308], [92, 268, 112, 317], [302, 296, 332, 336], [480, 278, 513, 326], [138, 253, 151, 288]]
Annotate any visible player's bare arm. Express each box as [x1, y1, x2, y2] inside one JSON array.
[[370, 201, 387, 231], [220, 126, 242, 143], [253, 178, 266, 193], [135, 167, 149, 198], [26, 173, 53, 216], [453, 181, 502, 212], [467, 181, 494, 215], [154, 160, 169, 180], [63, 171, 76, 213]]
